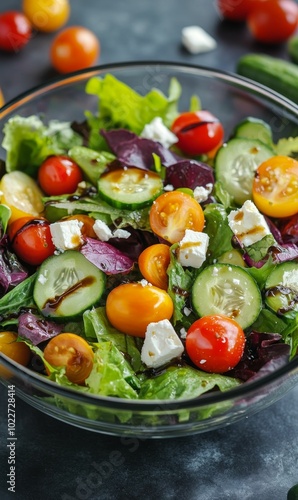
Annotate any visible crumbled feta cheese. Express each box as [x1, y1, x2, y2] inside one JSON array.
[[93, 220, 113, 241], [193, 183, 213, 203], [139, 279, 150, 287], [140, 117, 178, 148], [113, 228, 131, 239], [180, 328, 187, 340], [181, 26, 217, 54], [183, 306, 192, 317], [282, 270, 298, 293], [228, 200, 271, 247], [50, 220, 83, 251], [178, 229, 209, 268], [164, 184, 174, 192], [141, 319, 184, 369]]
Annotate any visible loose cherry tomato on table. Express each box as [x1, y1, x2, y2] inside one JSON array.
[[50, 26, 100, 73], [247, 0, 298, 44], [106, 282, 174, 337], [38, 155, 83, 196], [252, 155, 298, 217], [216, 0, 256, 21], [149, 191, 205, 244], [8, 216, 56, 266], [22, 0, 70, 33], [43, 333, 94, 385], [138, 243, 171, 290], [0, 11, 31, 52], [171, 110, 224, 156], [0, 332, 31, 375], [186, 315, 246, 373]]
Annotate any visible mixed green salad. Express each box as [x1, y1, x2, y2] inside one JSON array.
[[0, 73, 298, 403]]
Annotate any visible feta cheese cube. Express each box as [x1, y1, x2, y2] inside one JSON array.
[[93, 220, 113, 241], [178, 229, 209, 268], [140, 117, 178, 149], [181, 26, 217, 54], [50, 220, 83, 251], [193, 183, 213, 203], [228, 200, 271, 247], [113, 228, 131, 239], [141, 319, 184, 369]]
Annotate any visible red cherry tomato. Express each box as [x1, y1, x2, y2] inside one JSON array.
[[8, 217, 56, 266], [171, 110, 224, 156], [50, 26, 100, 73], [0, 11, 31, 52], [247, 0, 298, 43], [149, 191, 205, 244], [216, 0, 256, 21], [43, 333, 94, 385], [186, 315, 246, 373], [38, 155, 83, 196]]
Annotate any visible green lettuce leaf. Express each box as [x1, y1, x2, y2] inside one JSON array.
[[276, 136, 298, 158], [139, 365, 241, 400], [2, 116, 82, 176], [167, 245, 194, 324], [0, 273, 36, 320], [204, 203, 234, 262]]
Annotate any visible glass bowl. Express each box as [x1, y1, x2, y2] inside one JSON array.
[[1, 61, 298, 438]]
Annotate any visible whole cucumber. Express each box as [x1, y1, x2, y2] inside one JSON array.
[[236, 53, 298, 104]]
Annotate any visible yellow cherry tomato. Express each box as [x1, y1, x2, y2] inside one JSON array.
[[252, 155, 298, 218], [23, 0, 70, 33], [0, 332, 31, 378], [0, 88, 4, 107], [106, 282, 174, 337], [0, 171, 44, 224]]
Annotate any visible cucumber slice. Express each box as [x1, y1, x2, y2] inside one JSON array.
[[232, 117, 273, 147], [34, 251, 106, 321], [215, 138, 275, 205], [192, 263, 262, 329], [98, 167, 163, 210], [265, 261, 298, 318]]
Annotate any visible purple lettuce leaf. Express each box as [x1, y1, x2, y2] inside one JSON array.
[[101, 129, 180, 170], [0, 235, 29, 296], [229, 332, 290, 382], [165, 160, 214, 190], [108, 228, 160, 261], [18, 311, 63, 345], [80, 237, 134, 274]]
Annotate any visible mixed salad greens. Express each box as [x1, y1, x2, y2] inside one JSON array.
[[0, 73, 298, 403]]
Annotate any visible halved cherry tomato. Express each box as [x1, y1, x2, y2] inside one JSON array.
[[38, 155, 83, 196], [247, 0, 298, 44], [171, 110, 224, 156], [252, 155, 298, 217], [186, 315, 245, 373], [106, 282, 174, 337], [43, 333, 94, 385], [216, 0, 256, 21], [0, 171, 44, 224], [50, 26, 100, 74], [0, 332, 31, 378], [63, 215, 97, 238], [8, 216, 56, 266], [22, 0, 70, 33], [149, 191, 205, 244], [0, 11, 31, 52], [138, 244, 171, 290]]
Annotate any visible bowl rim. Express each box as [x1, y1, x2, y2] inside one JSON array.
[[1, 60, 298, 411]]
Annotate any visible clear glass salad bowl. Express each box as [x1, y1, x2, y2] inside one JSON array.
[[1, 61, 298, 438]]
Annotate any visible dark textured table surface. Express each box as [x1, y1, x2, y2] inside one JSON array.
[[1, 1, 298, 499]]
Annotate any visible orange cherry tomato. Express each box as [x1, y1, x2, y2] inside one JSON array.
[[8, 216, 56, 266], [138, 244, 171, 290], [0, 332, 31, 377], [23, 0, 70, 33], [252, 155, 298, 218], [247, 0, 298, 44], [186, 315, 245, 373], [106, 282, 174, 337], [50, 26, 100, 74], [149, 191, 205, 244], [63, 215, 97, 238], [43, 333, 94, 385]]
